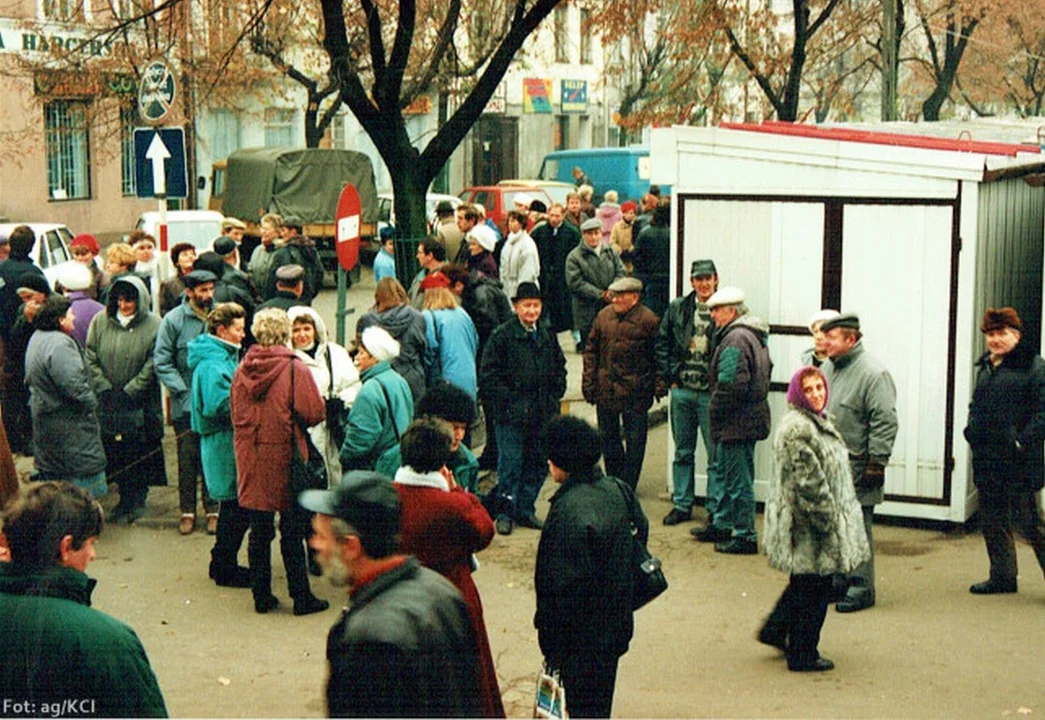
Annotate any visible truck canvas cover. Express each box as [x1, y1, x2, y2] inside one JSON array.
[[222, 148, 379, 224]]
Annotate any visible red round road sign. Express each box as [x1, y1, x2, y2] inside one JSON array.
[[335, 184, 361, 271]]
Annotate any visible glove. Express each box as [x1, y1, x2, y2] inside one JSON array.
[[862, 463, 885, 490]]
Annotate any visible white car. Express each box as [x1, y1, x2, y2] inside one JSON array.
[[135, 210, 225, 252], [377, 192, 462, 233], [0, 222, 74, 287]]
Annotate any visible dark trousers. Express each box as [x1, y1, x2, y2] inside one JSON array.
[[477, 399, 499, 466], [978, 481, 1045, 583], [174, 417, 215, 515], [3, 384, 31, 455], [596, 405, 649, 491], [558, 653, 619, 719], [211, 498, 251, 572], [761, 574, 833, 669], [247, 506, 311, 601]]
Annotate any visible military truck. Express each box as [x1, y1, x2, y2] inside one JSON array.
[[209, 148, 380, 276]]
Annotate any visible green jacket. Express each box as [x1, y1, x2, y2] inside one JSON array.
[[340, 362, 414, 471], [189, 332, 241, 501], [0, 564, 168, 717], [375, 443, 480, 493]]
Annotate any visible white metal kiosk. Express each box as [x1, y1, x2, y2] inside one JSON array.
[[652, 122, 1045, 524]]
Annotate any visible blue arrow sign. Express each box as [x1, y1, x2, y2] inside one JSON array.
[[134, 127, 187, 198]]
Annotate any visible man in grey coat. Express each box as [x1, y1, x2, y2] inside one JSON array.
[[821, 313, 898, 613], [565, 218, 624, 353], [154, 270, 219, 535]]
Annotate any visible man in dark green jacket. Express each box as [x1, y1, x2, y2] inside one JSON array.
[[0, 481, 168, 717]]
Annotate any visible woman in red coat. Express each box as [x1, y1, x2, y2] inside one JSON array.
[[231, 308, 328, 616], [391, 418, 504, 718]]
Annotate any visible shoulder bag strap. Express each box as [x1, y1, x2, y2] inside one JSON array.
[[288, 358, 308, 435], [375, 376, 401, 442]]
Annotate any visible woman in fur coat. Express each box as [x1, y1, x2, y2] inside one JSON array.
[[759, 365, 870, 672]]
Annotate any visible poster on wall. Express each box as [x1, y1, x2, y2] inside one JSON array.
[[561, 80, 588, 114], [523, 78, 553, 113]]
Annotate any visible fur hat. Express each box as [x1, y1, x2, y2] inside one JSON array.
[[544, 415, 602, 474], [980, 307, 1022, 333], [55, 261, 92, 292], [360, 326, 400, 362]]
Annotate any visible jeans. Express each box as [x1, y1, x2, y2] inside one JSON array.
[[761, 574, 833, 669], [494, 423, 547, 519], [716, 440, 757, 542], [596, 405, 649, 490], [669, 388, 718, 514], [978, 482, 1045, 583], [174, 416, 215, 516], [247, 506, 311, 601]]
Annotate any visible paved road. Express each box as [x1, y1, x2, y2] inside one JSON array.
[[16, 269, 1045, 717]]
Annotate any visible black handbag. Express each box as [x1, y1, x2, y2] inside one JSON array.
[[323, 349, 348, 451], [287, 360, 328, 503], [613, 478, 668, 611]]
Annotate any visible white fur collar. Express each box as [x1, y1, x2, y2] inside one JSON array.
[[393, 466, 449, 491]]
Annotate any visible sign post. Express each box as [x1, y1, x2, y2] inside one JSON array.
[[334, 184, 362, 345]]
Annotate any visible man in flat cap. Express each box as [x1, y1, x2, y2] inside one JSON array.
[[480, 281, 567, 535], [213, 235, 260, 302], [656, 259, 720, 526], [704, 286, 771, 555], [821, 312, 897, 612], [434, 200, 464, 262], [566, 217, 625, 353], [963, 307, 1045, 596], [266, 216, 323, 305], [155, 269, 219, 535], [221, 216, 246, 244], [257, 264, 306, 312], [302, 472, 481, 718], [582, 276, 660, 490]]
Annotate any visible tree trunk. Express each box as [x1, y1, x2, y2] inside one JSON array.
[[304, 99, 322, 148], [388, 158, 431, 288]]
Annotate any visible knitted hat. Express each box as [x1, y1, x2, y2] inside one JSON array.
[[980, 307, 1022, 333], [70, 234, 100, 255], [419, 271, 451, 291], [360, 326, 400, 362], [467, 225, 497, 253]]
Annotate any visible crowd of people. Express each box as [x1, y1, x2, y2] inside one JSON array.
[[0, 164, 1044, 717]]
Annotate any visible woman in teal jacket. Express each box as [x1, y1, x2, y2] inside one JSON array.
[[341, 326, 414, 472], [188, 302, 250, 587]]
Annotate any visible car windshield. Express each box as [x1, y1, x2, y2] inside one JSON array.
[[543, 185, 571, 205], [540, 159, 558, 181], [169, 221, 222, 249]]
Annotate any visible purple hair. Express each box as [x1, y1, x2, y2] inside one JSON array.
[[786, 366, 829, 416]]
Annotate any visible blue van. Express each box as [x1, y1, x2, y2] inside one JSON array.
[[538, 147, 667, 203]]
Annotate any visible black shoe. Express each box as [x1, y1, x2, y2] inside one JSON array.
[[835, 592, 875, 613], [254, 594, 280, 614], [715, 539, 758, 555], [516, 513, 544, 530], [210, 564, 252, 588], [293, 595, 330, 616], [789, 657, 834, 672], [496, 515, 513, 535], [969, 579, 1017, 595], [691, 525, 732, 542], [757, 627, 788, 652], [662, 508, 692, 526]]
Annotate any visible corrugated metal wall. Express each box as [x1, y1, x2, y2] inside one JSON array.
[[974, 179, 1045, 352]]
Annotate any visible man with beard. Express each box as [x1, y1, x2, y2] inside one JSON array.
[[155, 270, 219, 535], [301, 472, 481, 718]]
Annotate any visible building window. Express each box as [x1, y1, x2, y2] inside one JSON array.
[[120, 105, 136, 196], [45, 101, 91, 201], [210, 109, 240, 161], [264, 108, 295, 147], [332, 113, 347, 149], [42, 0, 86, 22], [554, 6, 569, 63], [579, 9, 592, 65]]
